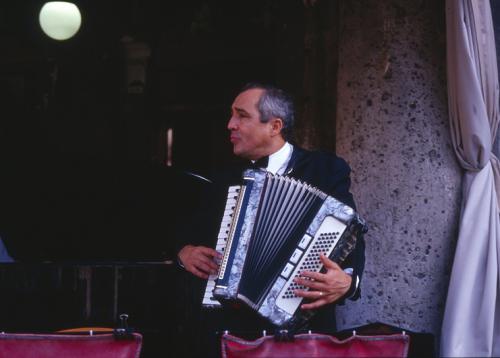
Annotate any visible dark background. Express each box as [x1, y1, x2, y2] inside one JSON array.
[[0, 0, 308, 261], [0, 2, 445, 356]]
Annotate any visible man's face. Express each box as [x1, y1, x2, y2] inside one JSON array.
[[227, 88, 275, 160]]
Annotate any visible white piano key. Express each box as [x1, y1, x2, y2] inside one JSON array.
[[225, 198, 237, 206], [202, 273, 221, 307], [217, 230, 228, 236]]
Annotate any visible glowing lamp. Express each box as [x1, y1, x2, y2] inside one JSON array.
[[39, 2, 81, 40]]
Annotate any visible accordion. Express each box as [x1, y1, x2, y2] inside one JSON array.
[[202, 169, 366, 329]]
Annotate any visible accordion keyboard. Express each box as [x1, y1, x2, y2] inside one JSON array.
[[202, 273, 220, 307], [202, 185, 242, 307], [275, 215, 347, 315]]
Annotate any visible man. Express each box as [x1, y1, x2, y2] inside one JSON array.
[[176, 83, 364, 355]]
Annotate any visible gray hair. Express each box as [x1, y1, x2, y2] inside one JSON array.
[[240, 83, 295, 141]]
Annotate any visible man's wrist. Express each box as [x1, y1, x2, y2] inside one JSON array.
[[177, 255, 186, 269], [342, 267, 360, 300], [177, 245, 192, 270]]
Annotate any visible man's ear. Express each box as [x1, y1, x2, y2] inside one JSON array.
[[270, 118, 284, 136]]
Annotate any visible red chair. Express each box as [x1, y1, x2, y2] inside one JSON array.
[[221, 331, 409, 358], [0, 331, 142, 358]]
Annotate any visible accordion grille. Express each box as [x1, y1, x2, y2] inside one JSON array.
[[238, 175, 325, 307]]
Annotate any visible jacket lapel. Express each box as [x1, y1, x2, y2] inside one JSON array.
[[284, 145, 308, 175]]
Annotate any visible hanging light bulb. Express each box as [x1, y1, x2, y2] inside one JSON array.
[[39, 2, 82, 41]]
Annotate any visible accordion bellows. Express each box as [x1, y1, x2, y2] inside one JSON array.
[[205, 169, 366, 328]]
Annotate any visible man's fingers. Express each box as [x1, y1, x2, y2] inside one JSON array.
[[196, 254, 219, 271], [187, 256, 217, 278], [320, 253, 340, 270], [179, 245, 219, 276], [199, 246, 222, 259], [294, 277, 326, 291], [190, 266, 209, 279], [298, 270, 325, 282], [294, 289, 323, 299], [179, 245, 222, 279], [195, 259, 218, 275], [294, 289, 330, 310], [301, 298, 328, 310]]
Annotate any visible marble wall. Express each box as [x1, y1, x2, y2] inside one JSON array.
[[334, 0, 461, 346]]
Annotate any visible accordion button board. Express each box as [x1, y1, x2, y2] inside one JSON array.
[[275, 215, 347, 315]]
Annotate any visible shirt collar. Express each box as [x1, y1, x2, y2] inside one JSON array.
[[266, 142, 293, 175]]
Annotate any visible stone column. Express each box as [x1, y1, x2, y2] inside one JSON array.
[[334, 0, 461, 345]]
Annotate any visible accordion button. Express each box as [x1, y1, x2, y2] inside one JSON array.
[[298, 234, 312, 249], [281, 263, 295, 279], [290, 248, 303, 264]]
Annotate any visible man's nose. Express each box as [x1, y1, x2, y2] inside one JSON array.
[[227, 116, 237, 130]]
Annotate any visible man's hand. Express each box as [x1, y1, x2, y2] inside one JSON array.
[[178, 245, 221, 279], [293, 253, 352, 310]]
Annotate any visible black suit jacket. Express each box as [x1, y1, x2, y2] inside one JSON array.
[[176, 145, 365, 338]]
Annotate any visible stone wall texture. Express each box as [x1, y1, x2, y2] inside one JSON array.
[[334, 0, 462, 346]]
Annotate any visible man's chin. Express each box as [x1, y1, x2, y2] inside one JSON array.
[[232, 147, 244, 158], [232, 146, 254, 160]]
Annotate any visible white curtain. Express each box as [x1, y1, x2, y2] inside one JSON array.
[[442, 0, 500, 356]]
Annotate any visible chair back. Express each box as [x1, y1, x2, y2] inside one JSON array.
[[0, 332, 142, 358], [221, 332, 409, 358]]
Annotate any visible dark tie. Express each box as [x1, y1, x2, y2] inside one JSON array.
[[249, 156, 269, 169]]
